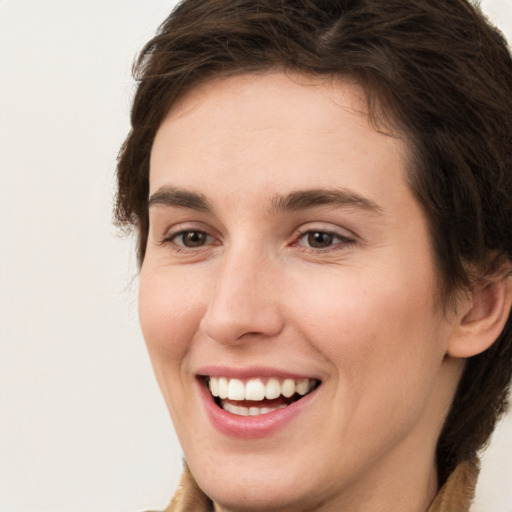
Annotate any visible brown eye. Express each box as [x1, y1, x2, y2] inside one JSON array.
[[175, 230, 210, 247], [307, 231, 335, 248], [296, 230, 354, 250]]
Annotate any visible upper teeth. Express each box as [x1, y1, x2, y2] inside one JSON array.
[[208, 377, 315, 401]]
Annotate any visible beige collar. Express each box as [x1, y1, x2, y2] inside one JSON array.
[[426, 459, 479, 512]]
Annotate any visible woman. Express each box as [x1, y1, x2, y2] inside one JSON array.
[[115, 1, 512, 510]]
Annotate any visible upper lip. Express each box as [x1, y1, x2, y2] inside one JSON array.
[[196, 365, 321, 381]]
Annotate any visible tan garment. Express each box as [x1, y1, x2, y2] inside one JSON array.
[[159, 459, 479, 512], [426, 459, 479, 512]]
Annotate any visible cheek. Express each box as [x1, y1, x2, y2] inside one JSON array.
[[138, 266, 207, 371], [287, 264, 445, 400], [287, 267, 448, 465]]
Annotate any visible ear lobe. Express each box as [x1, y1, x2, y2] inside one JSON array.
[[447, 276, 512, 358]]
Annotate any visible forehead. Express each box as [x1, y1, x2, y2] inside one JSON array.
[[165, 71, 367, 127], [150, 72, 409, 198]]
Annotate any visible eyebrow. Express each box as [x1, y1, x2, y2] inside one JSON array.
[[269, 188, 383, 215], [148, 186, 212, 212], [148, 185, 383, 216]]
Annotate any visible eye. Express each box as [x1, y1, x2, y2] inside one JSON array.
[[297, 230, 353, 249], [171, 230, 213, 248]]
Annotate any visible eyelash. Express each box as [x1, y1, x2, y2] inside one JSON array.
[[160, 227, 355, 253], [161, 229, 216, 251], [294, 229, 355, 251]]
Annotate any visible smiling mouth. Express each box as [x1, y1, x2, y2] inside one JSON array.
[[205, 376, 320, 416]]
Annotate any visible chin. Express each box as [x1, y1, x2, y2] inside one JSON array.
[[182, 439, 336, 512], [195, 468, 321, 512]]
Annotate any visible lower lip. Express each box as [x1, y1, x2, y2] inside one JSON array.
[[198, 380, 319, 439]]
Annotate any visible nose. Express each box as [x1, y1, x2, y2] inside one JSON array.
[[199, 250, 284, 345]]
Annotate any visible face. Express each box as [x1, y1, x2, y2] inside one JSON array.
[[140, 72, 464, 512]]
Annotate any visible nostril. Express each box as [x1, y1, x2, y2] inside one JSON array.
[[199, 304, 284, 346]]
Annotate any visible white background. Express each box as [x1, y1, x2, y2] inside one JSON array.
[[0, 1, 511, 511]]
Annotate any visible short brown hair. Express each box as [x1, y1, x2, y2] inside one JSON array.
[[115, 0, 512, 484]]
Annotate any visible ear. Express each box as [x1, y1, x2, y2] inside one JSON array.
[[447, 275, 512, 358]]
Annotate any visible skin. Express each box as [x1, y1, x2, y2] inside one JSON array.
[[139, 72, 470, 512]]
